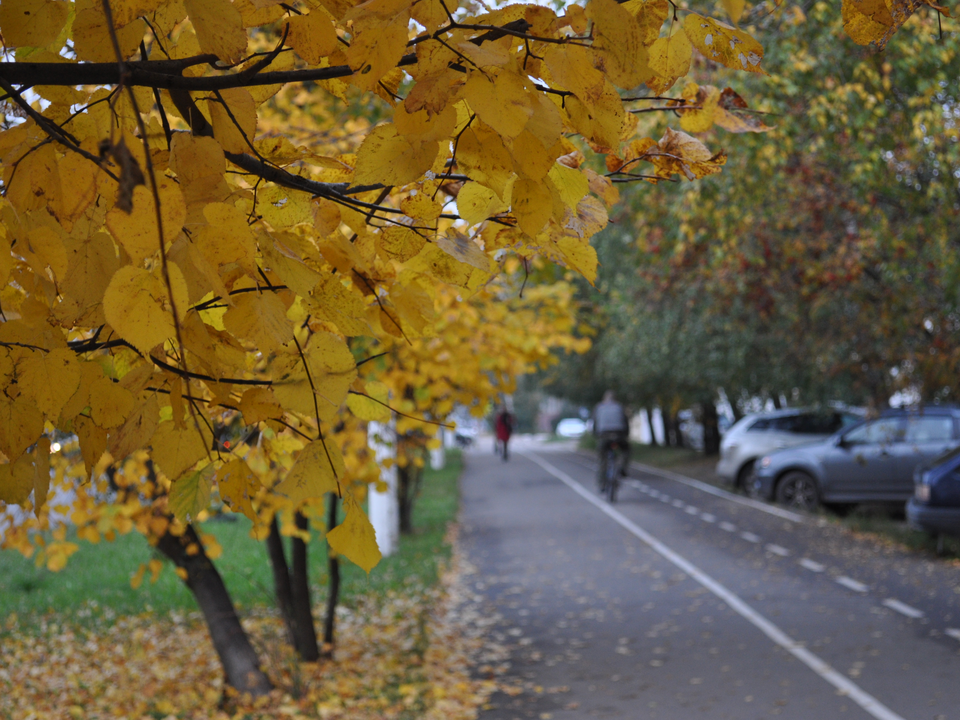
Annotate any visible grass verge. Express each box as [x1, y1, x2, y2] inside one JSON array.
[[0, 450, 463, 626]]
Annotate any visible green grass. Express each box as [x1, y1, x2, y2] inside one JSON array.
[[0, 450, 462, 626]]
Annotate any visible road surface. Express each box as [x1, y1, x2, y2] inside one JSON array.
[[460, 436, 960, 720]]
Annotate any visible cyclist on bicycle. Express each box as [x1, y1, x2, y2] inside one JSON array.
[[593, 391, 630, 480]]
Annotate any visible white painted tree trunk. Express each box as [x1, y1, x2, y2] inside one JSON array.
[[367, 420, 399, 557]]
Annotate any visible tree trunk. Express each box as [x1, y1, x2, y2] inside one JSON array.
[[645, 407, 659, 446], [397, 461, 422, 535], [701, 400, 721, 456], [291, 511, 320, 661], [673, 412, 685, 448], [771, 394, 783, 410], [266, 517, 298, 648], [323, 494, 340, 656], [156, 524, 273, 697], [265, 515, 319, 661]]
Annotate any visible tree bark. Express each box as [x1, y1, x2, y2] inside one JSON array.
[[265, 517, 297, 648], [156, 524, 273, 697], [397, 462, 422, 535], [323, 494, 340, 656], [645, 407, 659, 446], [291, 512, 320, 661], [702, 400, 721, 456], [771, 394, 783, 410]]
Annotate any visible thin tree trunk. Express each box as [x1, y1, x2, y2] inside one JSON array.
[[291, 511, 320, 661], [266, 517, 297, 647], [645, 407, 659, 446], [322, 494, 340, 656], [702, 400, 721, 456], [156, 524, 273, 697], [397, 462, 423, 534], [771, 394, 783, 410]]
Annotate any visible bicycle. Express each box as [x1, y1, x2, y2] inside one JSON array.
[[597, 437, 625, 502]]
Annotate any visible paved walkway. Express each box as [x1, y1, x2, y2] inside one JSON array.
[[459, 436, 960, 720]]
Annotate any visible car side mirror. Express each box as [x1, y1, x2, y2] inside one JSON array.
[[835, 435, 847, 448]]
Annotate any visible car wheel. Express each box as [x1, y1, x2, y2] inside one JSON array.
[[737, 461, 759, 497], [775, 471, 819, 512]]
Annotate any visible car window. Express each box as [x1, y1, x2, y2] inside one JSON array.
[[794, 412, 845, 434], [904, 416, 955, 443], [843, 418, 904, 445], [771, 415, 800, 432], [747, 418, 771, 431]]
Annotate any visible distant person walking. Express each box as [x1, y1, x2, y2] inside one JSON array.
[[494, 407, 515, 461], [593, 391, 630, 482]]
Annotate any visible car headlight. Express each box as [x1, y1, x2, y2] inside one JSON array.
[[915, 484, 930, 503], [759, 456, 771, 469]]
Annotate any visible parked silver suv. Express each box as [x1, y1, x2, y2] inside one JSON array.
[[717, 408, 863, 492]]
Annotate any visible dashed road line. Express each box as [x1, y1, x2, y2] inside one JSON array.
[[671, 499, 685, 508], [741, 531, 762, 543], [836, 576, 869, 593], [946, 628, 960, 642], [700, 513, 716, 523], [766, 544, 791, 557], [523, 451, 908, 720], [719, 521, 737, 532], [685, 506, 699, 515], [800, 558, 825, 573], [882, 599, 924, 619], [628, 461, 805, 523]]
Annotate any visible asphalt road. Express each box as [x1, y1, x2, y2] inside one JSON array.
[[459, 436, 960, 720]]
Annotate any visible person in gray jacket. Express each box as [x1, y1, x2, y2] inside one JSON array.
[[593, 391, 630, 482]]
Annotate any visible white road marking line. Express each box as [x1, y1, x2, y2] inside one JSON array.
[[522, 451, 907, 720], [882, 599, 924, 619], [659, 496, 671, 503], [719, 521, 737, 532], [741, 531, 762, 543], [628, 461, 805, 523], [700, 513, 716, 523], [685, 506, 699, 515], [836, 576, 869, 593], [671, 499, 685, 508], [946, 628, 960, 641], [766, 544, 791, 557], [800, 558, 825, 573]]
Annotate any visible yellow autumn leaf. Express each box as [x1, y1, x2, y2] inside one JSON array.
[[89, 375, 136, 429], [0, 0, 70, 48], [353, 124, 439, 187], [215, 459, 260, 520], [436, 229, 492, 272], [286, 10, 338, 64], [238, 387, 284, 425], [0, 392, 45, 462], [722, 0, 746, 24], [547, 164, 590, 211], [222, 291, 294, 353], [275, 439, 344, 504], [169, 464, 215, 522], [379, 225, 427, 263], [456, 182, 508, 226], [195, 202, 258, 274], [103, 264, 189, 355], [18, 348, 81, 420], [683, 13, 765, 74], [106, 177, 186, 265], [461, 70, 533, 140], [208, 87, 257, 154], [184, 0, 248, 63], [309, 275, 371, 337], [152, 421, 213, 482], [326, 493, 382, 572], [272, 332, 358, 421], [511, 178, 554, 237], [653, 127, 727, 180], [586, 0, 651, 89], [346, 386, 391, 421], [73, 0, 144, 62], [556, 236, 598, 285], [455, 126, 515, 200], [344, 11, 411, 91], [841, 0, 925, 48], [647, 30, 693, 94]]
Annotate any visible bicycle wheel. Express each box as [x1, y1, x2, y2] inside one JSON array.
[[605, 449, 618, 502]]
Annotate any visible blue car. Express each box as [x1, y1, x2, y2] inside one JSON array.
[[907, 446, 960, 539], [754, 407, 960, 512]]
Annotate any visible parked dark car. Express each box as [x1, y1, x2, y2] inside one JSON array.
[[907, 446, 960, 539], [753, 406, 960, 512]]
